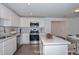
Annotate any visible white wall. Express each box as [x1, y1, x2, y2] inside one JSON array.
[[51, 17, 79, 36], [66, 17, 79, 35], [51, 18, 79, 36]]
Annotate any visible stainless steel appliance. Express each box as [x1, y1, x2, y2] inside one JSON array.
[[17, 35, 21, 48], [30, 22, 39, 44], [17, 28, 21, 48]]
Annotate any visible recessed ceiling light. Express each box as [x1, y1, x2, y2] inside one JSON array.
[[75, 9, 79, 12], [27, 3, 30, 5]]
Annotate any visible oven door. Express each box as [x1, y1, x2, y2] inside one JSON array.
[[30, 35, 39, 41]]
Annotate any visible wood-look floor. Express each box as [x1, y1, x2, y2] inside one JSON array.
[[15, 44, 77, 55], [15, 44, 40, 55]]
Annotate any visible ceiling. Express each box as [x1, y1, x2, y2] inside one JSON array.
[[3, 3, 79, 17]]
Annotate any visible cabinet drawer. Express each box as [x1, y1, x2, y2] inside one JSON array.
[[3, 39, 12, 47], [4, 46, 13, 55]]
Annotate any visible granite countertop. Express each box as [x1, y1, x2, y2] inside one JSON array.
[[0, 33, 19, 43], [68, 36, 79, 40], [0, 36, 12, 43], [40, 36, 71, 46]]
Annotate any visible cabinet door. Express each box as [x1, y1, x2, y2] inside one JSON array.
[[4, 45, 12, 55], [39, 21, 44, 27], [22, 33, 29, 44], [3, 20, 11, 26], [43, 45, 68, 55], [20, 19, 26, 27], [0, 43, 4, 55], [4, 36, 17, 55], [20, 18, 30, 27], [4, 38, 13, 55], [25, 18, 30, 27], [0, 19, 3, 26], [10, 12, 19, 26], [11, 36, 17, 53]]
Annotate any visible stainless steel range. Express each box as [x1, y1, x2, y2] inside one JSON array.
[[30, 22, 39, 44]]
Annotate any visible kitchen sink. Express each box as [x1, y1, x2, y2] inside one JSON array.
[[0, 36, 6, 39], [6, 35, 11, 37], [0, 35, 12, 39]]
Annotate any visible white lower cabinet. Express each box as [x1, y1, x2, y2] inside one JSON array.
[[0, 36, 17, 55], [40, 40, 68, 55], [0, 43, 4, 55], [21, 33, 29, 44], [4, 46, 12, 55], [4, 36, 17, 55], [43, 45, 68, 55]]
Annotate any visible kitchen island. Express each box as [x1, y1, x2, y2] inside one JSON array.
[[40, 36, 71, 55]]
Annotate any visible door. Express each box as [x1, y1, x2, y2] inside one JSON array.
[[51, 21, 67, 37]]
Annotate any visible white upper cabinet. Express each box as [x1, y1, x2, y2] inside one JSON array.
[[10, 11, 19, 26], [0, 4, 19, 26], [20, 17, 45, 27], [30, 18, 45, 27], [20, 18, 30, 27], [20, 18, 26, 27], [38, 20, 44, 27]]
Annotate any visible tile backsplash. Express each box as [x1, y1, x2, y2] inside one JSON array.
[[0, 27, 5, 35], [0, 26, 45, 36], [21, 27, 45, 33], [0, 27, 17, 36]]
